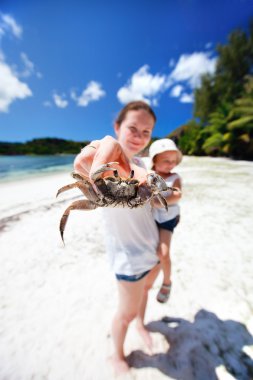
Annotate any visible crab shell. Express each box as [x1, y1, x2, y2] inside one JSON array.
[[94, 176, 140, 201]]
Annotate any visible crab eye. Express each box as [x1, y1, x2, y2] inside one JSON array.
[[106, 177, 117, 182], [128, 179, 139, 185]]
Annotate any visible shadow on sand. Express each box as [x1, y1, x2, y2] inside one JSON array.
[[127, 309, 253, 380]]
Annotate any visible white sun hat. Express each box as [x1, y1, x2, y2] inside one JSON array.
[[149, 138, 183, 168]]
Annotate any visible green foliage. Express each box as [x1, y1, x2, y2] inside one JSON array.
[[173, 20, 253, 161], [0, 138, 90, 156], [228, 116, 253, 130], [215, 29, 252, 103], [169, 120, 203, 155], [194, 74, 217, 123], [227, 76, 253, 131], [202, 133, 224, 154]]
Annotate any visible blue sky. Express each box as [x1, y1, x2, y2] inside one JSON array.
[[0, 0, 253, 143]]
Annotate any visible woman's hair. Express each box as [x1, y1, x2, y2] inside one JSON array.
[[115, 101, 157, 126]]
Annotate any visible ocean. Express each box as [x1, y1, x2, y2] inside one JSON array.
[[0, 155, 76, 183]]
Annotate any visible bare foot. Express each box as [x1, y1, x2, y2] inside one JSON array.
[[136, 324, 153, 354], [108, 355, 130, 377]]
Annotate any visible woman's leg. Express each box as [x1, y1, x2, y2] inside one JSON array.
[[136, 263, 161, 352], [110, 277, 146, 375]]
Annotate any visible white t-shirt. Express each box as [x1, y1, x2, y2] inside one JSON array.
[[102, 205, 159, 275], [152, 173, 181, 223], [102, 156, 159, 276]]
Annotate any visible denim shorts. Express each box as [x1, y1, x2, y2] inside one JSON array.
[[115, 269, 151, 282], [156, 215, 180, 233]]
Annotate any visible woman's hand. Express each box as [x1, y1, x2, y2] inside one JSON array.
[[74, 135, 132, 181]]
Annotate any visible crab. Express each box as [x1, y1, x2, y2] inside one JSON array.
[[56, 162, 179, 242]]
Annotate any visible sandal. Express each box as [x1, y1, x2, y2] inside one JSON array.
[[156, 283, 172, 303]]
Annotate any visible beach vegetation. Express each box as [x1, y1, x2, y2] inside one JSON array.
[[0, 138, 90, 156], [169, 20, 253, 160]]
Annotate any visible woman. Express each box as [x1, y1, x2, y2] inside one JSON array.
[[74, 101, 161, 376]]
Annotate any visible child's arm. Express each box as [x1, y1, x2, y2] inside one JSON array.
[[165, 177, 182, 205]]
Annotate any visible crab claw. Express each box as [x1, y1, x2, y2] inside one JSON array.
[[147, 173, 181, 194], [146, 173, 168, 192], [91, 162, 119, 181]]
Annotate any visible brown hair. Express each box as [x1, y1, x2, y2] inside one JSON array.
[[115, 101, 157, 126]]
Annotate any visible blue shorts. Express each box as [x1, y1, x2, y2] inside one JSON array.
[[115, 269, 151, 282], [156, 215, 180, 233]]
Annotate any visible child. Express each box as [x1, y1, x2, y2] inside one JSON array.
[[149, 138, 182, 303]]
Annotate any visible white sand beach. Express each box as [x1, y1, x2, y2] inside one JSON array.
[[0, 156, 253, 380]]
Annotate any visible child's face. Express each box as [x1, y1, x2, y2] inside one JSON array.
[[153, 151, 178, 174]]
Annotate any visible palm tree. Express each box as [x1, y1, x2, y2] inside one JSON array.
[[201, 103, 231, 156], [227, 75, 253, 159]]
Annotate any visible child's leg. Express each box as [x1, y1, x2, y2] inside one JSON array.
[[158, 228, 172, 285], [157, 229, 173, 303]]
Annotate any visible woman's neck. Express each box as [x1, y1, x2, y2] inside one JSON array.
[[123, 147, 135, 162]]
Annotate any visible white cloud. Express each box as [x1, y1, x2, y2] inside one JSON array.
[[0, 58, 32, 112], [170, 84, 184, 98], [71, 81, 105, 107], [169, 52, 217, 89], [19, 52, 42, 79], [53, 93, 68, 108], [0, 13, 22, 39], [180, 93, 194, 103], [0, 14, 41, 81], [117, 65, 167, 105], [20, 52, 34, 77]]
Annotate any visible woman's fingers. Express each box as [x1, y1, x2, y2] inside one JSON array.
[[74, 136, 132, 180], [91, 136, 131, 179], [131, 163, 148, 184]]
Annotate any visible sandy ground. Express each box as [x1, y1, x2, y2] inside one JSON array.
[[0, 156, 253, 380]]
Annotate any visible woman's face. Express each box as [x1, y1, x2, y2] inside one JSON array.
[[114, 109, 154, 158]]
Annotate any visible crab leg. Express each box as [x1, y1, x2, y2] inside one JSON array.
[[91, 162, 119, 181], [60, 199, 97, 243], [128, 169, 134, 179], [71, 172, 89, 181], [56, 182, 85, 197], [155, 193, 168, 211], [170, 187, 182, 194], [56, 180, 100, 203]]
